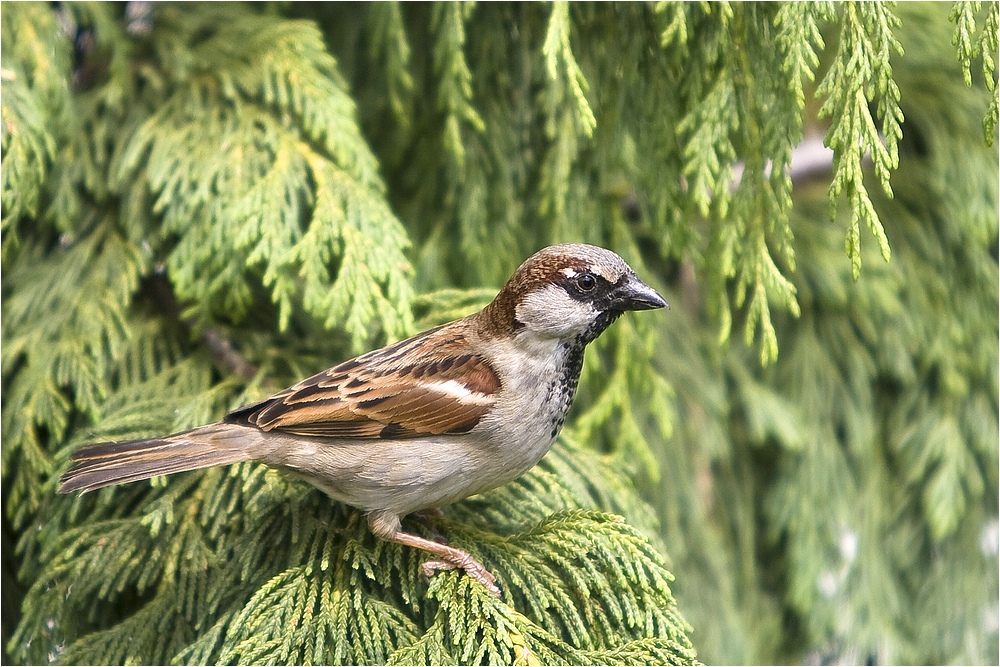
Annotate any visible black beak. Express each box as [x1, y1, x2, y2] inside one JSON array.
[[610, 275, 669, 311]]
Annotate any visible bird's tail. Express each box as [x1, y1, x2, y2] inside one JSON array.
[[58, 424, 255, 494]]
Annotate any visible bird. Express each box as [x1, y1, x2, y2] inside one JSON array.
[[58, 243, 668, 596]]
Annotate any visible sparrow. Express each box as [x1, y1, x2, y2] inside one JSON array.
[[58, 243, 668, 596]]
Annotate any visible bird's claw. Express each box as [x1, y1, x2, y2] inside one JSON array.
[[422, 557, 501, 597]]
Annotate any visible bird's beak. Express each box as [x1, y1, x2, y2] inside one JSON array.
[[610, 275, 669, 311]]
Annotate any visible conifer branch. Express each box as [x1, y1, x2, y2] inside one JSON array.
[[817, 1, 903, 280], [430, 2, 484, 170], [147, 273, 257, 383], [950, 1, 999, 143]]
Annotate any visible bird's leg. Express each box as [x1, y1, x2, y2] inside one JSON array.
[[368, 510, 500, 597], [392, 531, 500, 596], [414, 506, 447, 521], [410, 507, 448, 541]]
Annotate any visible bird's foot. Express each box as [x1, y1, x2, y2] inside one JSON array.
[[421, 552, 501, 597], [368, 510, 502, 598]]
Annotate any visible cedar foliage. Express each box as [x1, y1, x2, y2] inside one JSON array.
[[2, 2, 997, 665]]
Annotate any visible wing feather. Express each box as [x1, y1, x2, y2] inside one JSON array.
[[224, 324, 501, 439]]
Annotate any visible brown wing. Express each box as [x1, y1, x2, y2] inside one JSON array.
[[225, 325, 501, 439]]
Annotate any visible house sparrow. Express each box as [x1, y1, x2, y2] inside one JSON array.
[[59, 244, 668, 596]]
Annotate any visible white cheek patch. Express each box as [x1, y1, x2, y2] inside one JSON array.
[[516, 284, 598, 338]]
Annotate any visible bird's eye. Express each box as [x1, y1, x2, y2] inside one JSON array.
[[576, 273, 597, 291]]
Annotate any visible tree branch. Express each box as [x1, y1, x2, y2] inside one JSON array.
[[147, 270, 258, 382]]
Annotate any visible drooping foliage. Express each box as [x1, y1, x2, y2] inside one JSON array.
[[2, 2, 996, 665]]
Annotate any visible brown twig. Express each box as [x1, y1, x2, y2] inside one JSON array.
[[146, 271, 258, 383]]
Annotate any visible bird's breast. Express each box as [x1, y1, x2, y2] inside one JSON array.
[[478, 333, 587, 475]]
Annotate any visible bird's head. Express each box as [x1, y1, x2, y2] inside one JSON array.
[[482, 243, 668, 344]]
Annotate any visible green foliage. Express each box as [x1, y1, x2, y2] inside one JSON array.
[[3, 2, 996, 665], [641, 4, 998, 663], [817, 2, 903, 281], [430, 2, 485, 172], [2, 224, 146, 526], [113, 4, 414, 342], [951, 1, 1000, 142], [0, 2, 74, 258]]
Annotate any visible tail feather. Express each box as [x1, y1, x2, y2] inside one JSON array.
[[58, 424, 254, 494]]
